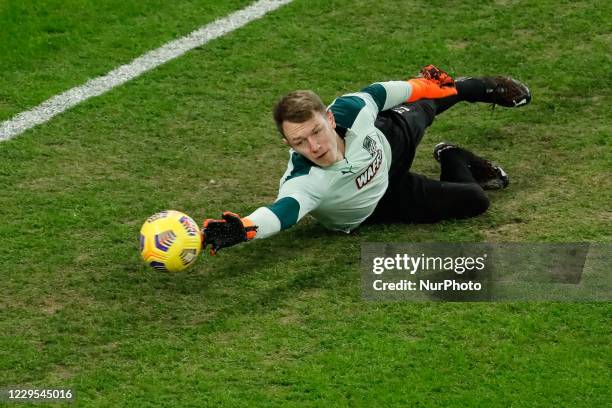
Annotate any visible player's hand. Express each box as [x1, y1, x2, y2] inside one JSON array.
[[406, 65, 458, 102], [201, 211, 257, 255], [419, 64, 455, 87]]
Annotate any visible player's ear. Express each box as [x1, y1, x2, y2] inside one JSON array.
[[326, 110, 336, 129], [281, 137, 289, 145]]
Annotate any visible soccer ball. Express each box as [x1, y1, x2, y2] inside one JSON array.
[[139, 210, 202, 272]]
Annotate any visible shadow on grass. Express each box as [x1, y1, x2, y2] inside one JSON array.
[[109, 221, 358, 329]]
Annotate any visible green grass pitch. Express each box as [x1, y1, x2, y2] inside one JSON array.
[[1, 0, 610, 406]]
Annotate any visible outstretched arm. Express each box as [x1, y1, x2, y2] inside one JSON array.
[[201, 212, 258, 255], [201, 203, 297, 255], [202, 192, 316, 254]]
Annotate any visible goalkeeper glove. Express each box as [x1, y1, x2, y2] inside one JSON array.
[[406, 64, 457, 102], [202, 211, 257, 255]]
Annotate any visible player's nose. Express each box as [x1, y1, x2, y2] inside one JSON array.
[[308, 136, 320, 152]]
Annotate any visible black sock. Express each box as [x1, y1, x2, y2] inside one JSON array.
[[455, 77, 487, 103], [432, 78, 487, 114], [440, 148, 477, 183]]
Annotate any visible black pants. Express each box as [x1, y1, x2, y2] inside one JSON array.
[[367, 100, 489, 224]]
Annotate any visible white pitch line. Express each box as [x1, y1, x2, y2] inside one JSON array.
[[0, 0, 293, 142]]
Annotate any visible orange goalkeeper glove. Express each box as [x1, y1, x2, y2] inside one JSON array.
[[406, 65, 458, 102], [202, 211, 257, 255]]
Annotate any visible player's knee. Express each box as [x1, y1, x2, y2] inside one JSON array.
[[454, 183, 489, 218], [468, 186, 490, 216]]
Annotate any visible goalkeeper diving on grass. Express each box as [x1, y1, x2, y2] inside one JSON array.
[[201, 66, 531, 255]]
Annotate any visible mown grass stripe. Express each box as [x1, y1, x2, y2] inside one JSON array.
[[0, 0, 293, 142]]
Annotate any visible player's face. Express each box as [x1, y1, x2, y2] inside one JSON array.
[[282, 110, 344, 167]]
